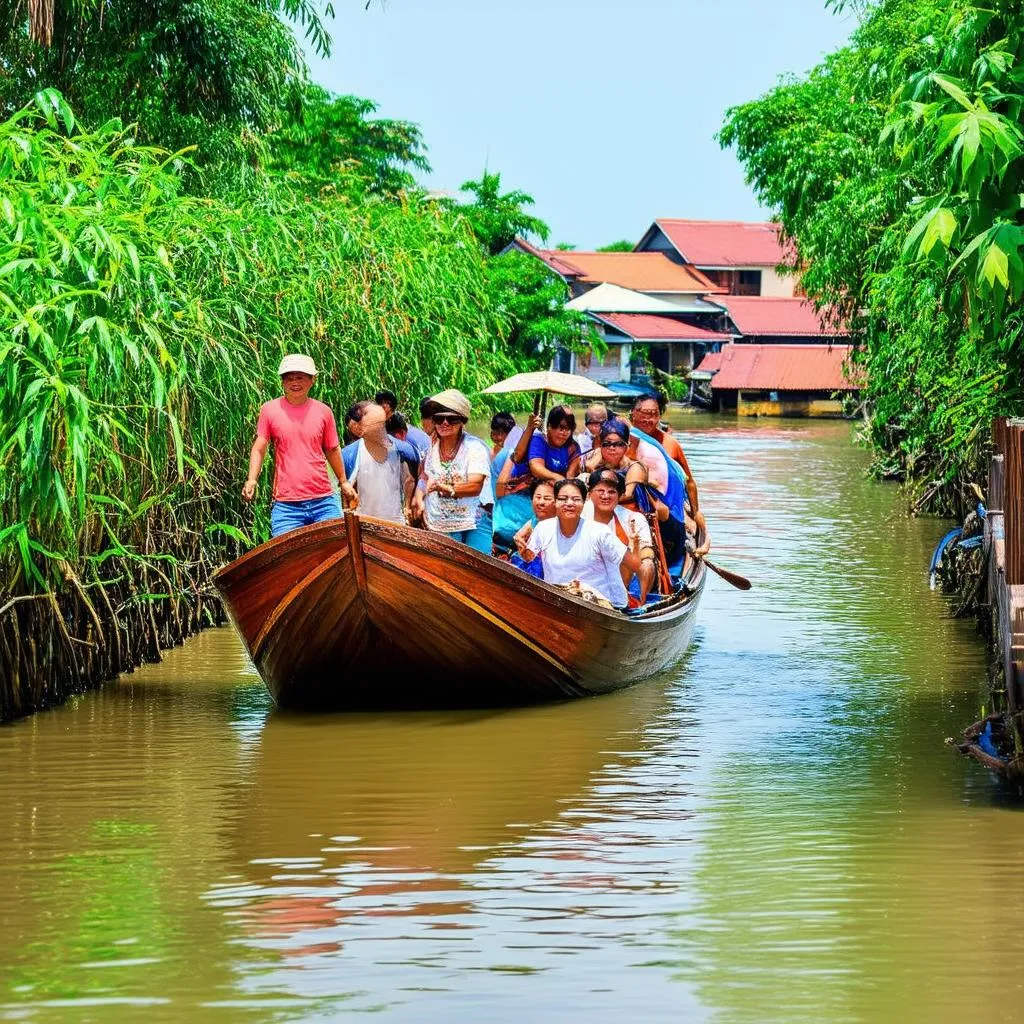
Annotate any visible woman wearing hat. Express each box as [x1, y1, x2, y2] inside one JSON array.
[[243, 353, 358, 537], [409, 389, 492, 553]]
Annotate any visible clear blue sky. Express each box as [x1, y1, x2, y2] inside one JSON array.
[[305, 1, 856, 249]]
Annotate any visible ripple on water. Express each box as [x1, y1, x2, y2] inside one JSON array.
[[0, 417, 1014, 1024]]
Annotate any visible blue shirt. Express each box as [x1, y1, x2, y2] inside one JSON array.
[[510, 433, 581, 480], [405, 425, 432, 458], [492, 449, 533, 547]]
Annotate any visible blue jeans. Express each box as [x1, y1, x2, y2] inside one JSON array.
[[445, 507, 493, 554], [270, 494, 343, 537]]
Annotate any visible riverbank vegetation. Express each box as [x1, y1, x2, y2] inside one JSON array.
[[0, 1, 581, 719], [720, 0, 1024, 514]]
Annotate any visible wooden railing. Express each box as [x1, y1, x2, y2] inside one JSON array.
[[994, 417, 1024, 585], [990, 418, 1024, 716]]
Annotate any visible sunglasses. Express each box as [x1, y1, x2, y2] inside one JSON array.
[[433, 414, 465, 424], [585, 419, 604, 426], [602, 440, 626, 448]]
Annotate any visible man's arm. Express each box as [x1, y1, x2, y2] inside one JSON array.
[[243, 436, 269, 502], [326, 445, 359, 509]]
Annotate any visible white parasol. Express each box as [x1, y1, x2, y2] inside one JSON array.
[[482, 371, 615, 416]]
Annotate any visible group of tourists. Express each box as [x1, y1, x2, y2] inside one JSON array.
[[244, 353, 710, 612]]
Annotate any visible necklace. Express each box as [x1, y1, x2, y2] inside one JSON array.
[[438, 438, 459, 464]]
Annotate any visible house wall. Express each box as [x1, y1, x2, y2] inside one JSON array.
[[732, 389, 847, 418], [698, 265, 796, 297], [638, 227, 675, 254], [761, 266, 797, 297], [572, 343, 631, 383]]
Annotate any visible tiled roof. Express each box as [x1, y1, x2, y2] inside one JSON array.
[[715, 295, 847, 337], [693, 350, 724, 374], [594, 313, 731, 342], [534, 249, 723, 294], [652, 219, 786, 267], [708, 344, 858, 392]]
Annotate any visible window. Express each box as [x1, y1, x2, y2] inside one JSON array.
[[736, 270, 762, 295]]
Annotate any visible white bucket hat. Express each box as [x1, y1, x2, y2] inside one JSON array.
[[278, 353, 317, 376]]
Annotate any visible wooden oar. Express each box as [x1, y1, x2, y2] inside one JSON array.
[[699, 555, 751, 591]]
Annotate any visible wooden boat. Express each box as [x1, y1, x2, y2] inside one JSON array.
[[213, 513, 705, 708]]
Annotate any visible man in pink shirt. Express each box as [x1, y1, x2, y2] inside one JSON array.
[[242, 354, 358, 537]]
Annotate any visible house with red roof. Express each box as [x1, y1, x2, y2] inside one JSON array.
[[635, 218, 798, 298], [710, 295, 847, 345], [692, 343, 859, 417], [507, 226, 849, 395]]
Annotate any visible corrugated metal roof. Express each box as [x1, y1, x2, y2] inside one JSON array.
[[652, 219, 786, 267], [715, 295, 847, 337], [694, 350, 724, 374], [709, 344, 858, 391], [533, 249, 723, 294], [594, 313, 732, 342]]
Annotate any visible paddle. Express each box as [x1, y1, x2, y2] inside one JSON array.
[[699, 556, 752, 591], [685, 539, 751, 591]]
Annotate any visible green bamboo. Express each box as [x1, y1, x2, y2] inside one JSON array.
[[0, 92, 517, 720]]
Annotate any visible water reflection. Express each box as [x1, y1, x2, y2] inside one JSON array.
[[205, 673, 698, 1016], [0, 417, 1011, 1023]]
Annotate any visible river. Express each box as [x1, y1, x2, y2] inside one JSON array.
[[1, 416, 1015, 1023]]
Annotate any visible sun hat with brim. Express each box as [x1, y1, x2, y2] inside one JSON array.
[[278, 354, 317, 376], [425, 388, 471, 420]]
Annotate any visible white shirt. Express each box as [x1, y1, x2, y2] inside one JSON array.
[[424, 435, 491, 533], [351, 438, 407, 524], [466, 434, 495, 508], [582, 503, 652, 549], [526, 517, 628, 606], [574, 430, 594, 455]]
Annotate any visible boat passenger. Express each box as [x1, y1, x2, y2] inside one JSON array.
[[508, 478, 556, 579], [582, 469, 657, 604], [489, 411, 521, 460], [243, 354, 358, 537], [574, 403, 608, 455], [519, 478, 641, 609], [409, 389, 492, 554], [509, 405, 582, 485], [580, 419, 648, 506], [629, 393, 710, 555], [629, 393, 695, 489], [492, 444, 531, 551], [345, 403, 419, 524], [385, 411, 408, 441], [377, 388, 432, 458], [418, 395, 435, 441], [344, 400, 372, 446]]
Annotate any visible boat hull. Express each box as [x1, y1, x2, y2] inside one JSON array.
[[213, 513, 704, 708]]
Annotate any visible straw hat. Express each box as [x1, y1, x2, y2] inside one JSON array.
[[425, 388, 471, 420], [278, 353, 317, 376]]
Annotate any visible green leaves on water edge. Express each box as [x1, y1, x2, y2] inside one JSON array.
[[720, 0, 1024, 507]]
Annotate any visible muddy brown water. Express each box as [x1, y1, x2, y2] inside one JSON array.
[[1, 417, 1015, 1023]]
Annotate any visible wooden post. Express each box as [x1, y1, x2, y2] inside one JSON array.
[[1005, 421, 1024, 586]]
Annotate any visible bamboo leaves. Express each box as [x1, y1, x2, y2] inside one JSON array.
[[1, 93, 514, 607]]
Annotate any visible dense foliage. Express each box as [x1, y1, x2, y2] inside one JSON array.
[[0, 0, 331, 165], [265, 85, 429, 196], [0, 91, 514, 716], [720, 0, 1024, 506], [454, 171, 598, 369], [0, 0, 595, 716]]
